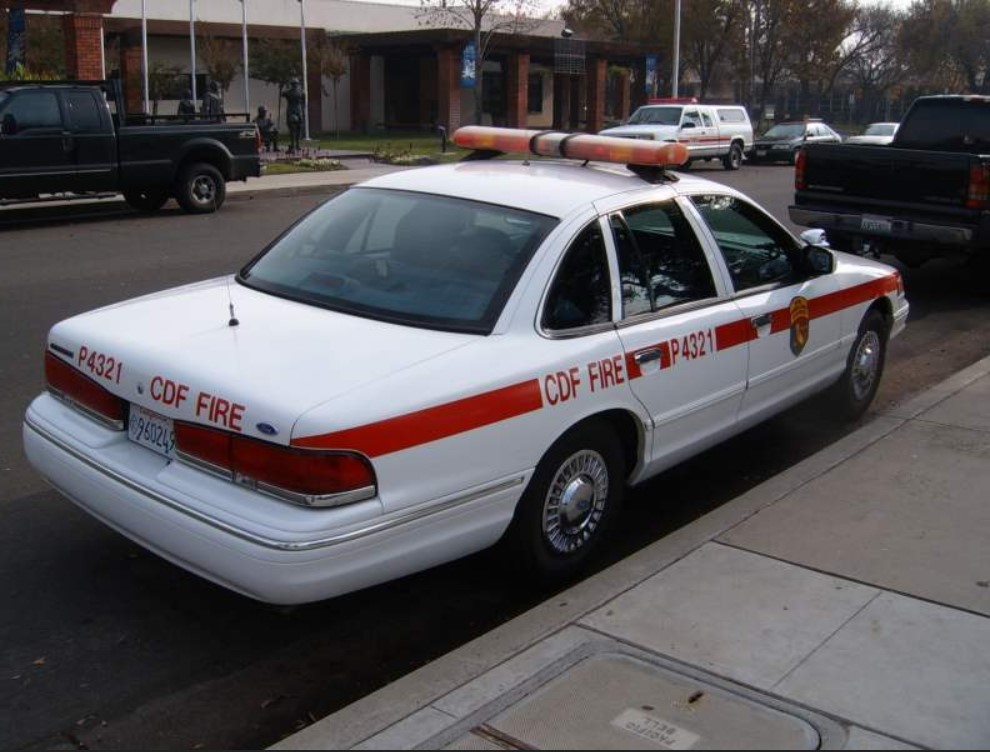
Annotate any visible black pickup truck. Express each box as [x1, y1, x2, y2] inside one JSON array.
[[789, 95, 990, 270], [0, 80, 262, 214]]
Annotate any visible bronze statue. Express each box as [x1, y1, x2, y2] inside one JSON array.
[[177, 89, 196, 117], [202, 81, 225, 121], [254, 105, 278, 152], [283, 78, 305, 153]]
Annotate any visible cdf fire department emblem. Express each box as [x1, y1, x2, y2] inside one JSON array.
[[789, 296, 810, 356]]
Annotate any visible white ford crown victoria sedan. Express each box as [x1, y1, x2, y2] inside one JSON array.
[[23, 127, 908, 604]]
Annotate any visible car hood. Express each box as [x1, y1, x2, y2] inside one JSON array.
[[845, 135, 893, 145], [47, 277, 475, 445], [755, 136, 800, 145], [599, 123, 679, 140]]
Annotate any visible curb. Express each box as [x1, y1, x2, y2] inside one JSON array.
[[274, 353, 990, 750]]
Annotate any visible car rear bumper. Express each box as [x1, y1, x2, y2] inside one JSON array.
[[23, 393, 522, 605], [789, 205, 976, 247]]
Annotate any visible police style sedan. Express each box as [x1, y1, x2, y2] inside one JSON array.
[[24, 127, 908, 604]]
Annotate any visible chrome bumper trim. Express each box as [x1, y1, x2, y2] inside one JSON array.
[[789, 206, 974, 245], [25, 414, 525, 553]]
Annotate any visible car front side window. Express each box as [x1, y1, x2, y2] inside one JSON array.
[[690, 194, 801, 293]]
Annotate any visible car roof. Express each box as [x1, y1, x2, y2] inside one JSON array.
[[357, 160, 720, 218]]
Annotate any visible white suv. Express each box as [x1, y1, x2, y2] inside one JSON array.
[[600, 102, 754, 170]]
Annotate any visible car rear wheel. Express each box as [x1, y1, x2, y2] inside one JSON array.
[[827, 309, 887, 421], [123, 188, 169, 213], [504, 420, 624, 584], [722, 142, 744, 170], [175, 162, 226, 214]]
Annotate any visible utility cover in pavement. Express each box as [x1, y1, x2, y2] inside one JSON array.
[[447, 652, 822, 750]]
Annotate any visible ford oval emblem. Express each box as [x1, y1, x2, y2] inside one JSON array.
[[256, 422, 278, 436]]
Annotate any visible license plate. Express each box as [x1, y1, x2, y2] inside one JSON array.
[[861, 215, 893, 233], [128, 405, 176, 460], [756, 149, 766, 156]]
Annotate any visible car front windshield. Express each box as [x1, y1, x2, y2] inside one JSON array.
[[239, 188, 558, 334], [627, 106, 682, 125], [763, 124, 805, 138]]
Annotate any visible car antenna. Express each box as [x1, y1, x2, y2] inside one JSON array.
[[226, 276, 239, 327]]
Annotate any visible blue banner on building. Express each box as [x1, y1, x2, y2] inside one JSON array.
[[461, 41, 477, 89], [6, 7, 27, 75], [645, 55, 658, 98]]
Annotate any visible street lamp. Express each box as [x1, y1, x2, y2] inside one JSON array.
[[141, 0, 149, 113], [672, 0, 681, 98], [298, 0, 310, 142]]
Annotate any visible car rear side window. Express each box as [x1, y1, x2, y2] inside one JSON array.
[[240, 187, 557, 334], [611, 201, 716, 318], [543, 222, 612, 332], [63, 91, 104, 131], [690, 194, 800, 292]]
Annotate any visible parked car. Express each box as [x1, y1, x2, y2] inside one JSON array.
[[599, 100, 753, 170], [790, 95, 990, 270], [844, 122, 899, 145], [0, 80, 262, 213], [751, 119, 842, 164], [24, 126, 908, 604]]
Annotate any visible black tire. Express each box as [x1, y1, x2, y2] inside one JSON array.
[[174, 162, 226, 214], [827, 309, 887, 421], [722, 142, 744, 170], [123, 188, 169, 213], [504, 420, 625, 584]]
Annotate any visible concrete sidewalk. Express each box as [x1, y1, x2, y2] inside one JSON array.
[[275, 356, 990, 750], [227, 160, 411, 200]]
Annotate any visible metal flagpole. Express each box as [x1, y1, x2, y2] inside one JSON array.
[[672, 0, 681, 98], [240, 0, 250, 116], [299, 0, 310, 142], [189, 0, 198, 109], [141, 0, 149, 113]]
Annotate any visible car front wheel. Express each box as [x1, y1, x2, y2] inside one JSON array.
[[504, 420, 624, 583], [827, 309, 888, 421], [175, 162, 226, 214]]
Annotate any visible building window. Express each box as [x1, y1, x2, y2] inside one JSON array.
[[528, 73, 543, 114]]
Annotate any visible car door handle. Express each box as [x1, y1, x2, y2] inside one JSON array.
[[61, 132, 76, 154], [634, 348, 662, 365], [751, 313, 773, 328]]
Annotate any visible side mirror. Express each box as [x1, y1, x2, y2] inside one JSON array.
[[1, 113, 16, 136], [802, 244, 835, 276]]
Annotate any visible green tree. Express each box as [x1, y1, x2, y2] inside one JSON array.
[[844, 4, 909, 121], [682, 0, 746, 100], [200, 33, 240, 104], [784, 0, 856, 116], [314, 34, 351, 138], [148, 61, 182, 115], [249, 38, 302, 127]]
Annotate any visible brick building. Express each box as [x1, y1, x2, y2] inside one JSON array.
[[3, 0, 654, 134]]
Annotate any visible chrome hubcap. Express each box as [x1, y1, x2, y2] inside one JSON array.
[[192, 176, 216, 204], [542, 450, 609, 554], [851, 330, 881, 401]]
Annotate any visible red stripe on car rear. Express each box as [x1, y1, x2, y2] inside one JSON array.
[[292, 379, 544, 457]]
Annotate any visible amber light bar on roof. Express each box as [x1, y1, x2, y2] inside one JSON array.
[[452, 126, 689, 168]]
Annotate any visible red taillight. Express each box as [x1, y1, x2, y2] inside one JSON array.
[[45, 351, 126, 428], [966, 163, 989, 209], [795, 148, 807, 190], [174, 422, 376, 506]]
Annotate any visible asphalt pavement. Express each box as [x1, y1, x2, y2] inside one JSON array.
[[245, 165, 987, 749]]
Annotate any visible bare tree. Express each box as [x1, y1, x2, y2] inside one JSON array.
[[682, 0, 745, 99], [148, 62, 182, 115], [249, 38, 301, 127], [200, 34, 241, 105], [418, 0, 544, 124], [784, 0, 856, 116], [314, 35, 351, 139]]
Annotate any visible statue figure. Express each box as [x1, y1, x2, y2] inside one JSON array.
[[254, 105, 279, 152], [177, 89, 196, 117], [283, 78, 306, 154], [202, 81, 225, 121]]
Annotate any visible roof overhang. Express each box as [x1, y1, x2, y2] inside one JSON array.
[[0, 0, 116, 12]]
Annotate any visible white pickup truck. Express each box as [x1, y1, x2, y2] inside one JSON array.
[[600, 102, 754, 170]]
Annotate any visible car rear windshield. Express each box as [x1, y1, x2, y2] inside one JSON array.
[[627, 106, 682, 125], [239, 187, 558, 334], [762, 123, 804, 138], [895, 99, 990, 151]]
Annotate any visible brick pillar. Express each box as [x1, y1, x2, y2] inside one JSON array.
[[506, 52, 530, 128], [349, 52, 371, 132], [63, 13, 104, 80], [618, 68, 631, 121], [436, 46, 461, 132], [119, 43, 143, 115], [585, 58, 607, 133], [306, 29, 323, 134]]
